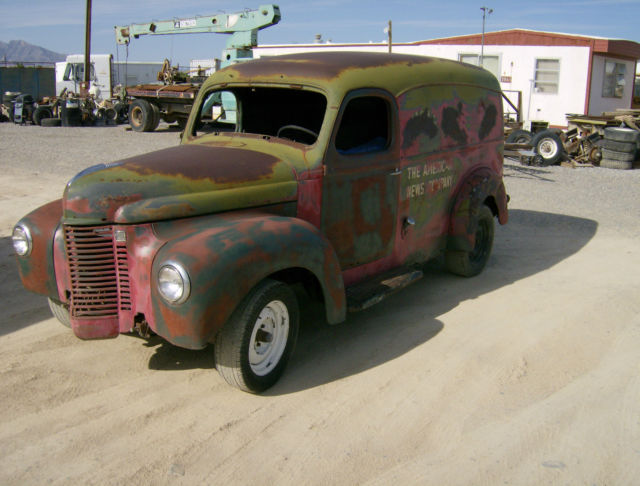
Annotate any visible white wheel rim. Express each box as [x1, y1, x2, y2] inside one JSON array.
[[248, 300, 289, 376], [538, 138, 558, 158]]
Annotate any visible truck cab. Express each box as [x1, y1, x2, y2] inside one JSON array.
[[13, 52, 508, 393]]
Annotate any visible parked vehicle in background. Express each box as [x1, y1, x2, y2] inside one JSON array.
[[55, 54, 162, 101], [12, 52, 508, 392]]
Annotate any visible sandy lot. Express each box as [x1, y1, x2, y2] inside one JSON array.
[[1, 123, 639, 485]]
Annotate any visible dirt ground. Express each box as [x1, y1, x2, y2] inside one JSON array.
[[1, 124, 639, 485]]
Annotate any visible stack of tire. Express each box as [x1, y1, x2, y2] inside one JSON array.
[[600, 127, 639, 170]]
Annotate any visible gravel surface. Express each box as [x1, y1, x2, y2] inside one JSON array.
[[1, 122, 639, 485]]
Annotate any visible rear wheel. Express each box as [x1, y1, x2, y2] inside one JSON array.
[[214, 279, 299, 393], [129, 99, 154, 132], [445, 205, 495, 277], [149, 102, 161, 131]]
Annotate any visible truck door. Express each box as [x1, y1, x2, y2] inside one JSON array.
[[321, 90, 400, 270]]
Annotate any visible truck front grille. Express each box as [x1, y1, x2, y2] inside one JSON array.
[[64, 225, 131, 318]]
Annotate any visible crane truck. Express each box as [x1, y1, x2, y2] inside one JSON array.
[[114, 4, 281, 132]]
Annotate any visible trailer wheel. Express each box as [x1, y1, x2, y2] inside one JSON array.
[[33, 106, 53, 126], [532, 129, 564, 166], [445, 205, 495, 278], [129, 99, 155, 132], [149, 102, 161, 131], [214, 279, 299, 393], [505, 129, 533, 144]]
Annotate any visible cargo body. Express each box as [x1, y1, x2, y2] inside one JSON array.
[[14, 52, 508, 392], [55, 54, 162, 100]]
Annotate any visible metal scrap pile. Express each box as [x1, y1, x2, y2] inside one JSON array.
[[505, 109, 640, 170]]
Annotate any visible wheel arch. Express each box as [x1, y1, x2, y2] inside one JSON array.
[[150, 213, 346, 349], [447, 167, 507, 253]]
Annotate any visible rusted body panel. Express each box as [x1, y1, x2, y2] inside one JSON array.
[[150, 212, 345, 349], [14, 52, 507, 352], [14, 200, 62, 299]]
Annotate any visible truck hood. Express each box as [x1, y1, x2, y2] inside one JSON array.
[[63, 144, 299, 224]]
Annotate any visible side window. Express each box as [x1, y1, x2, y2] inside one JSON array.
[[63, 63, 73, 81], [193, 90, 237, 136], [602, 60, 626, 98], [534, 59, 560, 94], [335, 96, 389, 155], [459, 53, 500, 79]]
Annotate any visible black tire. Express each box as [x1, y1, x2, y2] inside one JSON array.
[[41, 117, 62, 127], [446, 205, 495, 277], [61, 105, 82, 127], [104, 107, 117, 122], [604, 127, 639, 143], [149, 102, 161, 131], [32, 106, 53, 126], [602, 139, 636, 153], [532, 129, 564, 165], [128, 99, 154, 132], [600, 159, 633, 170], [601, 148, 636, 162], [114, 102, 128, 123], [48, 298, 71, 328], [214, 279, 299, 393], [505, 129, 533, 144]]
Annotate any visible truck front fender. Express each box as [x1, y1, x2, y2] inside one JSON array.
[[13, 199, 62, 299], [448, 168, 508, 252], [151, 212, 346, 349]]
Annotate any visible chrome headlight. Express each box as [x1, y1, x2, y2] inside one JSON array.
[[12, 224, 32, 256], [157, 263, 191, 304]]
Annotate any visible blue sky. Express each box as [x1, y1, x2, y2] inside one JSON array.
[[2, 0, 639, 66]]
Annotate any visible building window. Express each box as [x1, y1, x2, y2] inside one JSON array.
[[602, 60, 626, 98], [459, 54, 500, 79], [534, 59, 560, 94]]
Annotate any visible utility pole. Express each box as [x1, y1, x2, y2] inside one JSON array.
[[81, 0, 92, 96], [384, 20, 392, 53], [480, 6, 492, 67]]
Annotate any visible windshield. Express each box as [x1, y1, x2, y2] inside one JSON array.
[[192, 86, 327, 145]]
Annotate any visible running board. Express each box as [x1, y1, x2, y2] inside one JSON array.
[[346, 267, 424, 312]]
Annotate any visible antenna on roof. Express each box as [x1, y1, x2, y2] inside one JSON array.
[[480, 6, 493, 67]]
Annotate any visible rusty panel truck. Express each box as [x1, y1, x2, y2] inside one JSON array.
[[12, 52, 508, 392]]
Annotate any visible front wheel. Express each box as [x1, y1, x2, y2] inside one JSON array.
[[214, 279, 299, 393], [445, 205, 495, 277], [48, 298, 70, 328]]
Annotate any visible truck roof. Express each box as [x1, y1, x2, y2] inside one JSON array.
[[205, 51, 501, 97]]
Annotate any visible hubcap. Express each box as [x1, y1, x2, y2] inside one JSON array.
[[248, 300, 289, 376], [131, 107, 143, 127], [538, 138, 558, 158]]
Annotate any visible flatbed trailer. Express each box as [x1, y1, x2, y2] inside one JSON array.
[[126, 83, 201, 131]]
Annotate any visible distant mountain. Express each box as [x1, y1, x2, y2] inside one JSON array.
[[0, 40, 66, 63]]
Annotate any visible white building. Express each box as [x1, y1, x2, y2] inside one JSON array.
[[254, 29, 640, 128]]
